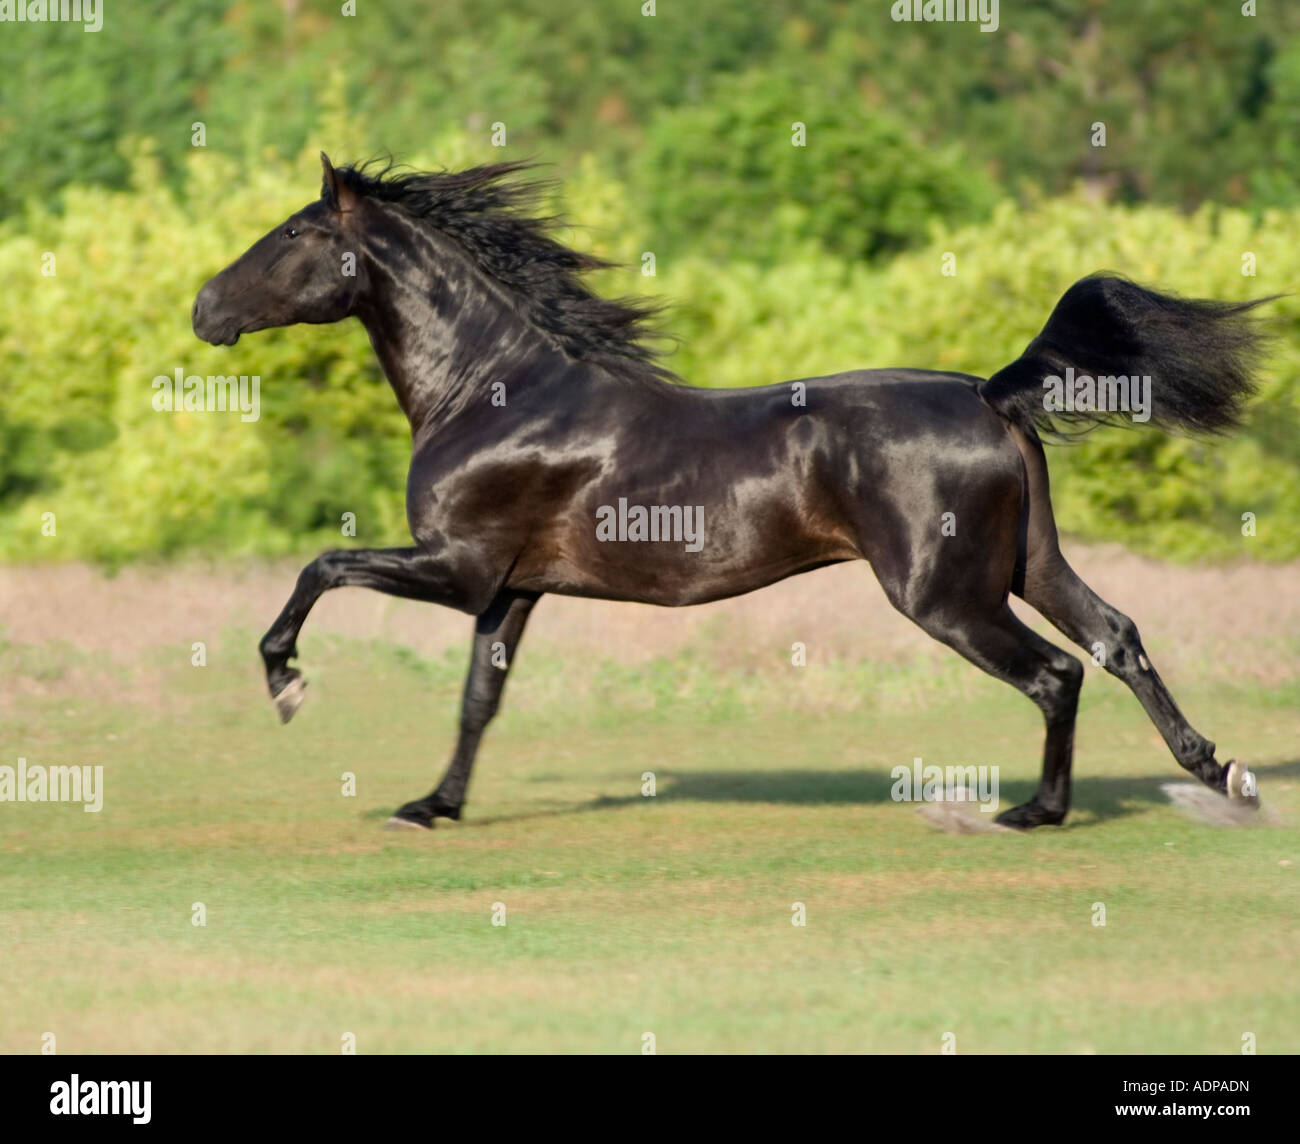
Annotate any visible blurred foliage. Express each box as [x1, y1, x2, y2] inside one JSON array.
[[1, 139, 1296, 563], [632, 67, 998, 263], [1, 3, 1298, 564], [6, 1, 1300, 220]]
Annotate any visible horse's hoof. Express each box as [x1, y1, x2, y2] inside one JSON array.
[[384, 815, 432, 832], [1224, 760, 1260, 808], [994, 800, 1066, 830], [272, 677, 307, 724]]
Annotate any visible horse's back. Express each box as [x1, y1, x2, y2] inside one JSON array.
[[696, 366, 1013, 451]]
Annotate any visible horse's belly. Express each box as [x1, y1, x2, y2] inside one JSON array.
[[512, 529, 859, 606]]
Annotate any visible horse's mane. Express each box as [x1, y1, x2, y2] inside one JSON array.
[[335, 159, 678, 384]]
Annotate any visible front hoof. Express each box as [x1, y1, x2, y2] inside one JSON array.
[[384, 814, 433, 832], [1224, 760, 1260, 808], [385, 800, 435, 831], [272, 675, 307, 724], [995, 799, 1067, 830]]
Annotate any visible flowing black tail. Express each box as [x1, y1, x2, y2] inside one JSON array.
[[979, 274, 1275, 436]]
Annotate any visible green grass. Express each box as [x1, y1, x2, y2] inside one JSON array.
[[1, 633, 1297, 1053]]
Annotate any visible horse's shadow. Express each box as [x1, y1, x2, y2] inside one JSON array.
[[453, 757, 1300, 830]]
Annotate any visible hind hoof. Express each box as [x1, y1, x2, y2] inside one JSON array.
[[1224, 760, 1260, 808], [272, 677, 307, 724]]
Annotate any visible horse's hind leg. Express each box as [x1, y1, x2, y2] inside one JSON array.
[[388, 589, 539, 830], [1011, 429, 1244, 798], [866, 448, 1083, 827], [1021, 553, 1240, 795], [902, 600, 1084, 827]]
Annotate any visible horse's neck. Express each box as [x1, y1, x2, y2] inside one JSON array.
[[357, 218, 569, 434]]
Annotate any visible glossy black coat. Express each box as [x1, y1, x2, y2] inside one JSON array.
[[192, 155, 1269, 830]]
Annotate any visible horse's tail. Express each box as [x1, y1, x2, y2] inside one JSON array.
[[978, 274, 1275, 437]]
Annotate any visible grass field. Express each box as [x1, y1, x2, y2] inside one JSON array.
[[1, 556, 1297, 1053]]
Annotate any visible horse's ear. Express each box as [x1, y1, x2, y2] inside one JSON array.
[[320, 151, 356, 212]]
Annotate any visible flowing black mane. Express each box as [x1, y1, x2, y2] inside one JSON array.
[[334, 159, 677, 383]]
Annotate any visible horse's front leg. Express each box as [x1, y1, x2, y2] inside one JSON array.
[[388, 589, 539, 830], [258, 546, 470, 722]]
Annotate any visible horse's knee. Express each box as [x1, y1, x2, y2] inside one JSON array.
[[302, 550, 345, 590]]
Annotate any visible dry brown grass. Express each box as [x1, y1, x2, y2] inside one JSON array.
[[1, 545, 1297, 709]]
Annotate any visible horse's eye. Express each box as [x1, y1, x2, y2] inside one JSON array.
[[284, 226, 299, 239]]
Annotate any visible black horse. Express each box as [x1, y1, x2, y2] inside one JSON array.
[[192, 154, 1268, 830]]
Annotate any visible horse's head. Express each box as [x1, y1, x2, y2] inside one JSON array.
[[192, 153, 365, 345]]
